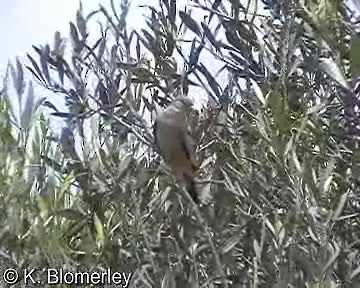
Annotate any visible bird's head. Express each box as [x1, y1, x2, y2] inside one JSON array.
[[172, 96, 194, 111], [157, 96, 194, 125]]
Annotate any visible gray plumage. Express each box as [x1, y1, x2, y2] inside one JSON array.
[[154, 96, 199, 203]]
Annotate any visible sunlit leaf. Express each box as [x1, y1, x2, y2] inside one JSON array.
[[292, 148, 302, 173], [94, 212, 105, 243], [253, 239, 262, 261], [21, 82, 35, 130], [319, 57, 350, 90], [250, 78, 265, 106], [221, 235, 240, 254], [332, 191, 348, 220]]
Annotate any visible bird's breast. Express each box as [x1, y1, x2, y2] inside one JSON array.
[[156, 124, 193, 171]]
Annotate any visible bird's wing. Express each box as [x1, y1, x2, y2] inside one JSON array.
[[181, 127, 198, 172]]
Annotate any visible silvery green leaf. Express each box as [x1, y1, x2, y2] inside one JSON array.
[[54, 31, 62, 53], [179, 11, 201, 36], [9, 62, 17, 94], [197, 63, 221, 98], [27, 54, 46, 83], [221, 235, 241, 254], [201, 23, 220, 53], [136, 35, 140, 60], [98, 37, 106, 60], [40, 46, 50, 83], [332, 192, 349, 220], [250, 78, 265, 106], [16, 58, 25, 100], [319, 58, 350, 90], [110, 45, 117, 71], [21, 82, 34, 130], [169, 0, 176, 27], [76, 10, 87, 39], [69, 22, 80, 46]]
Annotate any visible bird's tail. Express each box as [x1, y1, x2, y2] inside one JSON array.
[[184, 175, 199, 203]]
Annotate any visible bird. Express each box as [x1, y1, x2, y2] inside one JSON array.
[[153, 96, 200, 203]]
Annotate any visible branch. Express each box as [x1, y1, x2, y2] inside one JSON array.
[[180, 186, 228, 288]]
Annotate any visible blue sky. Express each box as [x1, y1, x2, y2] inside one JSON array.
[[0, 0, 159, 129], [0, 0, 358, 123], [1, 0, 359, 76], [0, 0, 358, 153], [0, 0, 158, 74], [1, 0, 79, 74]]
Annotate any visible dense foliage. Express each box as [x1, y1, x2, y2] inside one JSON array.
[[1, 0, 360, 287]]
